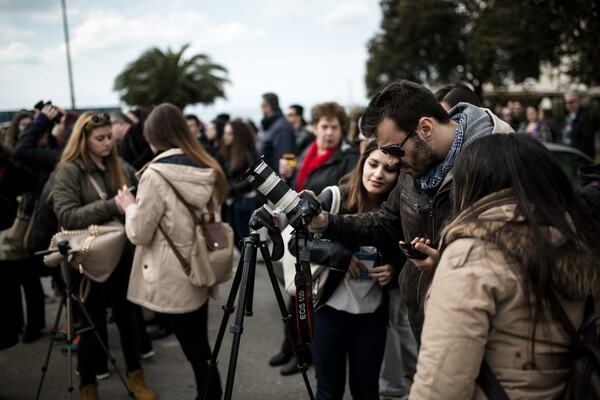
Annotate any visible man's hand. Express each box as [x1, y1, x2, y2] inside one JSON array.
[[41, 104, 63, 122], [368, 264, 393, 286], [401, 237, 439, 272]]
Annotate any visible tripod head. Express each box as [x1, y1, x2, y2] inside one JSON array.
[[249, 206, 285, 261]]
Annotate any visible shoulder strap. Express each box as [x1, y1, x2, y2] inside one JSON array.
[[157, 224, 191, 275], [153, 169, 202, 225], [546, 289, 580, 342], [476, 360, 510, 400], [87, 175, 107, 200]]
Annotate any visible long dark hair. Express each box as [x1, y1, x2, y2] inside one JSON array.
[[220, 120, 258, 171], [144, 103, 228, 203], [343, 140, 397, 213], [446, 134, 591, 337]]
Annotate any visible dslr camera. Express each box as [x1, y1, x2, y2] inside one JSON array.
[[34, 100, 63, 125]]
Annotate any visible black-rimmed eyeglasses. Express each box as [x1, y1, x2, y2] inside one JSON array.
[[377, 125, 418, 158]]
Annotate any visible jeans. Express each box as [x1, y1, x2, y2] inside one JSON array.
[[163, 302, 222, 400], [313, 305, 387, 400], [228, 196, 256, 249], [379, 288, 418, 397]]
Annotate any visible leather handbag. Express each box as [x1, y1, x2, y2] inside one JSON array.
[[154, 170, 234, 288], [43, 220, 127, 282], [0, 193, 35, 261], [43, 175, 127, 283]]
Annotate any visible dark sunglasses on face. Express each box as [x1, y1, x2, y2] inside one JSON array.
[[378, 124, 418, 158]]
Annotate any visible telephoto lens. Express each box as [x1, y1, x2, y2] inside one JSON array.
[[241, 157, 321, 229]]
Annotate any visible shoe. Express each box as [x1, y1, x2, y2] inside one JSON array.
[[54, 325, 68, 342], [21, 328, 43, 343], [280, 358, 301, 376], [140, 349, 155, 360], [127, 369, 157, 400], [80, 383, 99, 400], [147, 325, 172, 340], [61, 334, 80, 354], [269, 352, 292, 367]]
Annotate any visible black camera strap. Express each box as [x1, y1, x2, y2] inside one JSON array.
[[294, 232, 314, 344]]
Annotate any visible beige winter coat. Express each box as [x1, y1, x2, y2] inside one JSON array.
[[126, 149, 220, 314], [410, 190, 599, 400]]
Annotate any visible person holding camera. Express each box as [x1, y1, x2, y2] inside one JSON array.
[[308, 80, 514, 345], [52, 112, 155, 400], [291, 139, 399, 399]]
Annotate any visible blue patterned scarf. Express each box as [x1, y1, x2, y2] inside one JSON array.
[[420, 113, 466, 190]]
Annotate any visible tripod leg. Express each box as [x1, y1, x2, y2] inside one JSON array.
[[74, 293, 134, 398], [36, 294, 66, 400], [259, 243, 315, 400], [223, 236, 258, 400], [200, 239, 250, 400]]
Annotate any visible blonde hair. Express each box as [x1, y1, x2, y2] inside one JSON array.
[[58, 111, 126, 193]]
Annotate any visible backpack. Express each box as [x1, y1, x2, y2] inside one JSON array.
[[155, 170, 234, 288], [548, 294, 600, 399], [478, 294, 600, 399]]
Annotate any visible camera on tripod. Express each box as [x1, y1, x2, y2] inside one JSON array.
[[241, 157, 322, 231]]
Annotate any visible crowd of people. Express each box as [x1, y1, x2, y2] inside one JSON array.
[[0, 81, 598, 400]]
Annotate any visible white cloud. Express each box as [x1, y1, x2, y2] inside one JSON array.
[[0, 42, 36, 63], [318, 3, 378, 27]]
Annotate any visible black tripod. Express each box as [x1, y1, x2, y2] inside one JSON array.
[[201, 226, 315, 400], [35, 241, 132, 399]]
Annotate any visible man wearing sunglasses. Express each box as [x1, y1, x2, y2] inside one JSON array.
[[308, 80, 513, 344]]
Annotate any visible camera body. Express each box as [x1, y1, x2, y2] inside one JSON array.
[[34, 100, 63, 125]]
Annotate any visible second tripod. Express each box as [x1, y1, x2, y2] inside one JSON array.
[[200, 231, 315, 400]]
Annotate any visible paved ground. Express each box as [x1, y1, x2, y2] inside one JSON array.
[[0, 253, 327, 400]]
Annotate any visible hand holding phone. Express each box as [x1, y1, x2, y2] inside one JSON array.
[[398, 243, 428, 260]]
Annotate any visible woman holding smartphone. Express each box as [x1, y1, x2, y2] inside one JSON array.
[[292, 140, 400, 399]]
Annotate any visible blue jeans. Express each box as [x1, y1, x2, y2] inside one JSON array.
[[228, 196, 256, 249], [313, 305, 387, 400]]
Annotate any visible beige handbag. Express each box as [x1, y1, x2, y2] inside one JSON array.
[[43, 175, 127, 282], [0, 194, 35, 261]]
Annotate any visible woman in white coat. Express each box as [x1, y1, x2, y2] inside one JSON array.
[[116, 103, 228, 400]]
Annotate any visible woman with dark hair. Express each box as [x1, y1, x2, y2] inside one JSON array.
[[4, 110, 33, 148], [116, 103, 227, 400], [220, 119, 259, 248], [409, 134, 598, 399], [53, 112, 155, 399], [434, 83, 480, 112], [206, 119, 225, 151], [292, 140, 399, 399]]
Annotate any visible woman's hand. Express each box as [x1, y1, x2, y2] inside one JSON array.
[[115, 185, 135, 214], [368, 263, 393, 286], [400, 237, 439, 272], [346, 255, 367, 280], [41, 103, 63, 122], [278, 158, 295, 180]]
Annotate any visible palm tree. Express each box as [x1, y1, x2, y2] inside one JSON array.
[[114, 44, 229, 109]]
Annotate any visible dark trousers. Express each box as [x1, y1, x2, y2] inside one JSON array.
[[227, 196, 256, 250], [77, 252, 140, 386], [163, 302, 222, 400], [0, 259, 24, 349], [18, 256, 46, 332], [312, 305, 387, 400]]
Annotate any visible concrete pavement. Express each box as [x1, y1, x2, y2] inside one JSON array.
[[0, 255, 324, 400]]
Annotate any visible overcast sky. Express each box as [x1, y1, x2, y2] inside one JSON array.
[[0, 0, 381, 122]]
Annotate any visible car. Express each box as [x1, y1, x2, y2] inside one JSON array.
[[544, 143, 594, 184]]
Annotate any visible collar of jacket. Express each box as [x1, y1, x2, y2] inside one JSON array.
[[135, 148, 182, 179], [440, 188, 599, 299]]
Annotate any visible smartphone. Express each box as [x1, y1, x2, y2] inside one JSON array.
[[282, 153, 297, 167], [398, 243, 428, 260]]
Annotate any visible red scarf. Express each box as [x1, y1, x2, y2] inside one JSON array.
[[296, 142, 337, 190]]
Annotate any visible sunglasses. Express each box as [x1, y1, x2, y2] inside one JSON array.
[[378, 125, 418, 158], [84, 113, 110, 131]]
